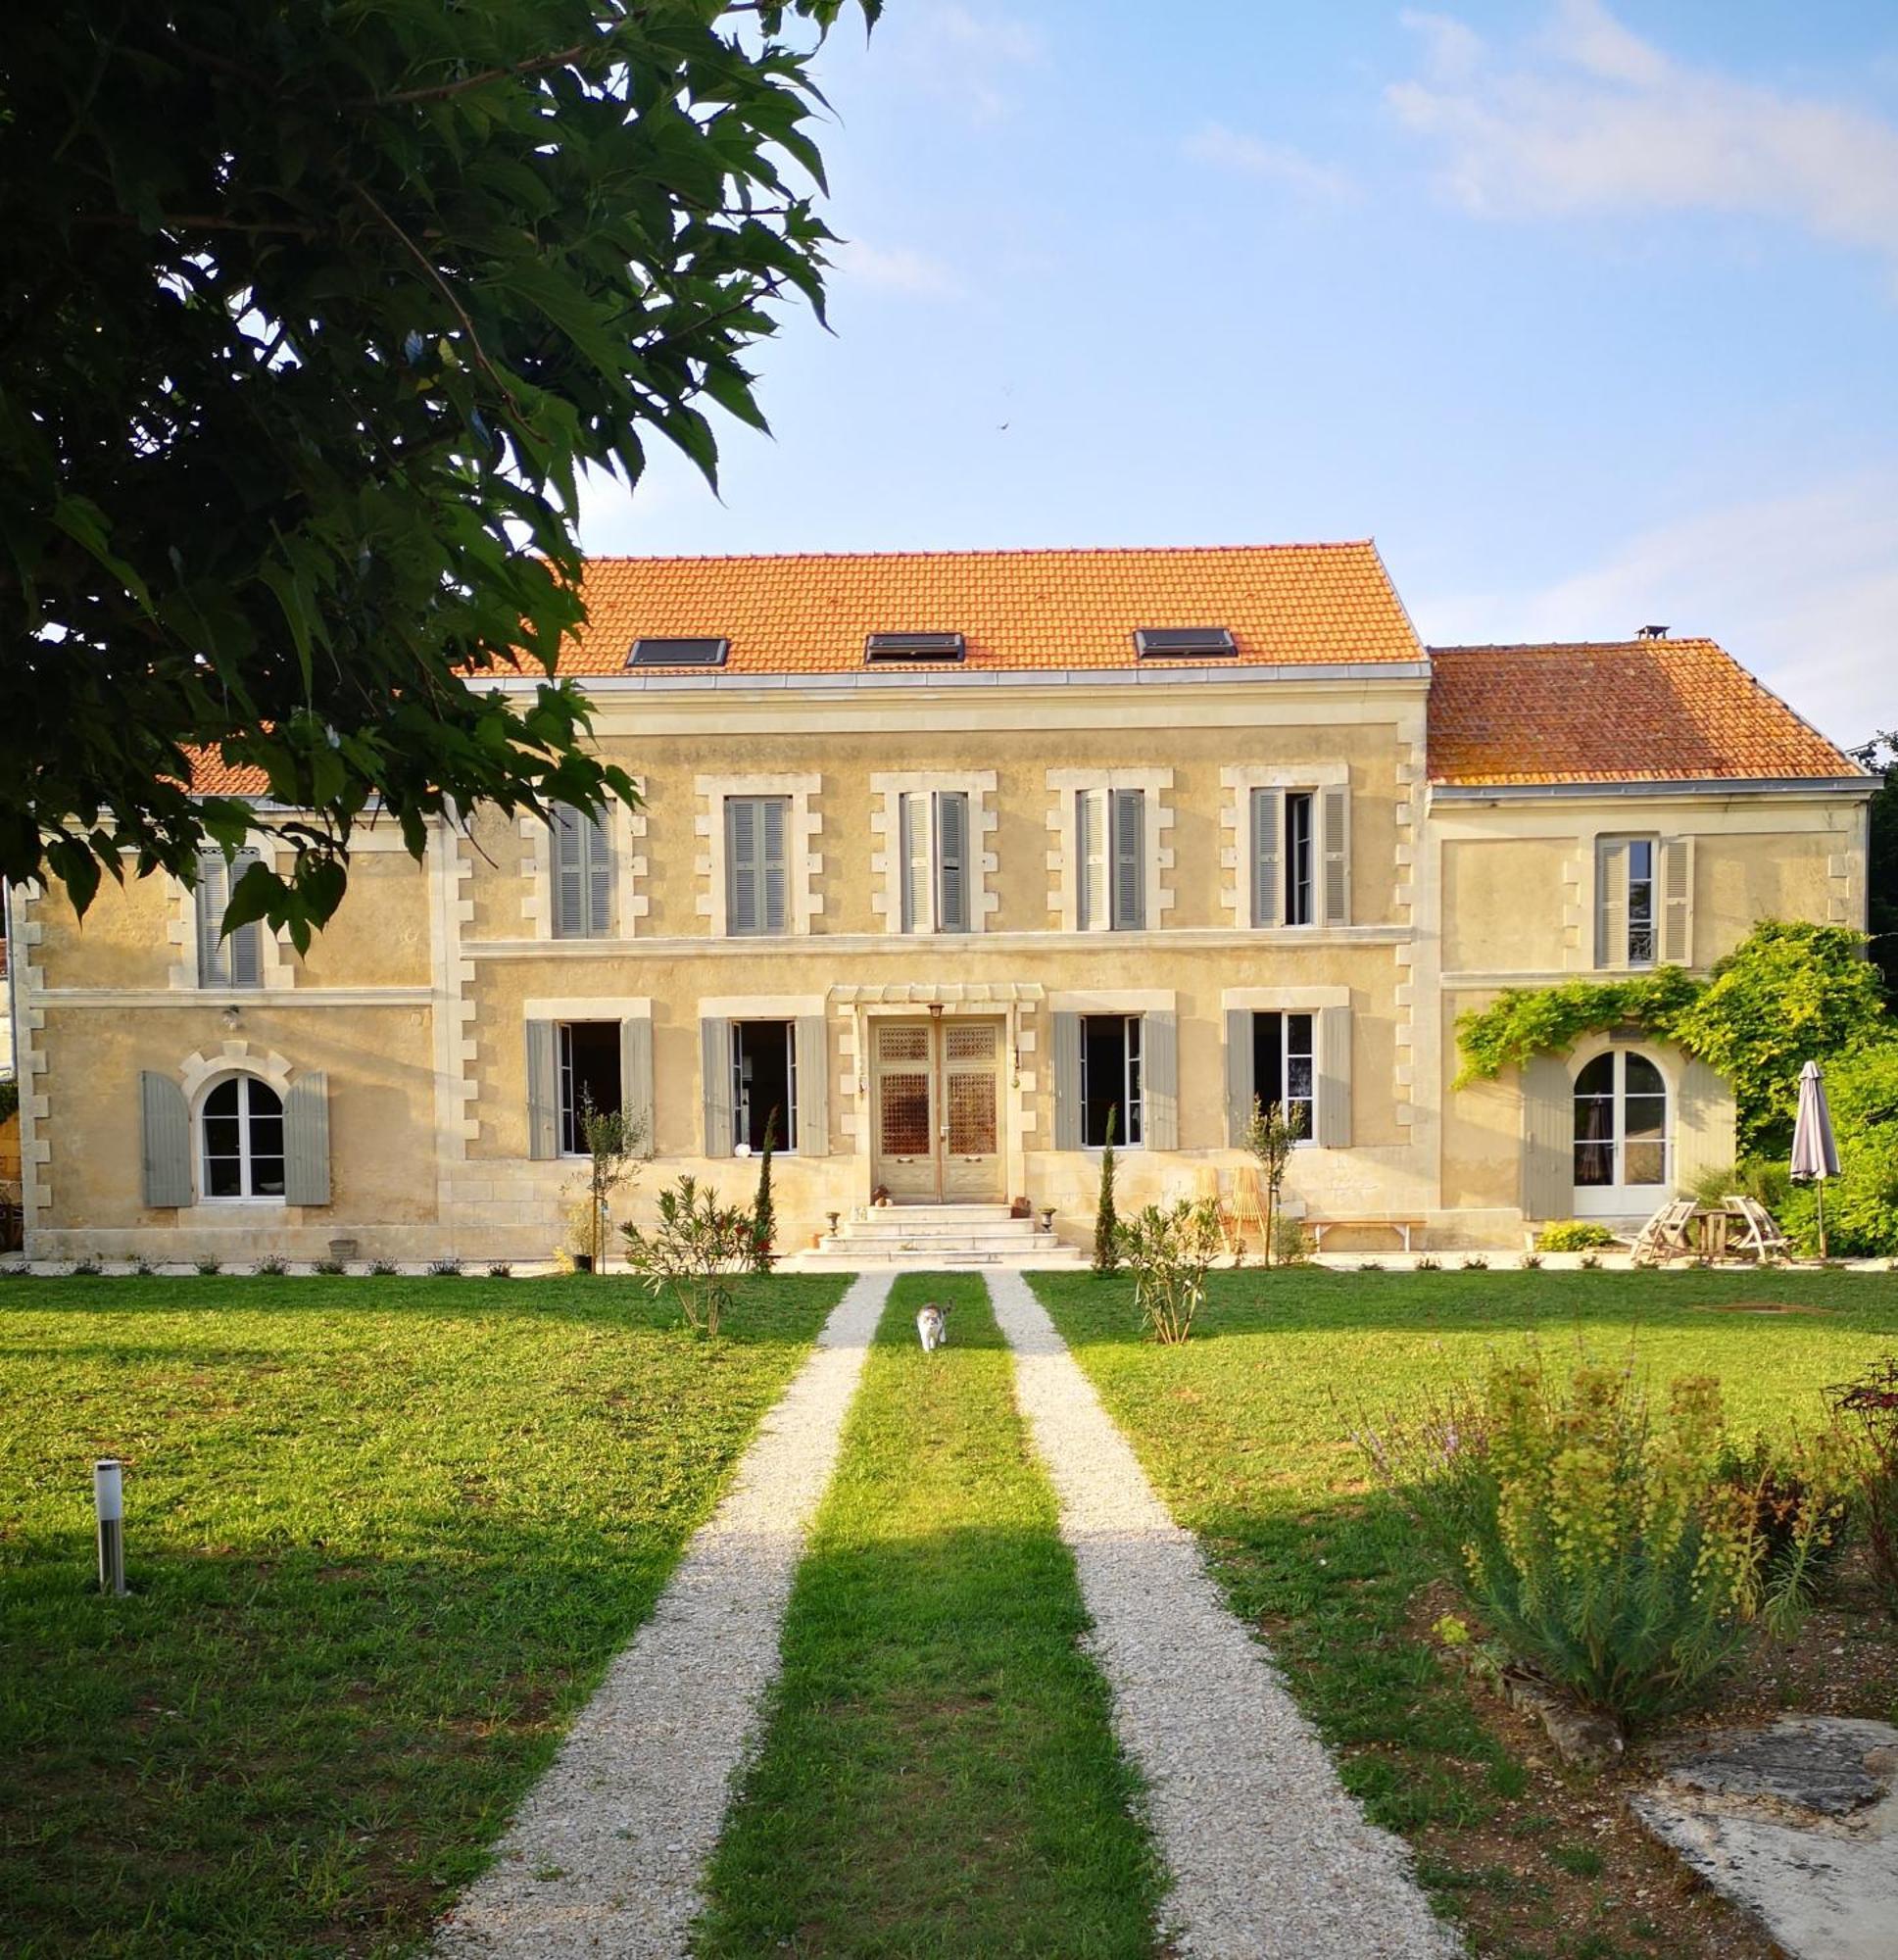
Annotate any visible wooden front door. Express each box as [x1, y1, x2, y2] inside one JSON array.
[[870, 1016, 1005, 1203]]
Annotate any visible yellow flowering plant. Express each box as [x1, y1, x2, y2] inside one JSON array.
[[1361, 1349, 1849, 1731]]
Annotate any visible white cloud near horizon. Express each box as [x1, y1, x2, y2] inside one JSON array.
[[1388, 0, 1898, 284], [1185, 122, 1358, 204], [1414, 471, 1898, 748]]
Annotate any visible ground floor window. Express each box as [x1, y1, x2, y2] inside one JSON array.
[[733, 1019, 797, 1152], [1252, 1010, 1315, 1142], [1081, 1013, 1142, 1147], [559, 1021, 622, 1154], [200, 1074, 285, 1199], [1573, 1050, 1669, 1202]]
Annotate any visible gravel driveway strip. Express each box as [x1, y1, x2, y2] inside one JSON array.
[[988, 1272, 1461, 1960], [434, 1271, 893, 1960]]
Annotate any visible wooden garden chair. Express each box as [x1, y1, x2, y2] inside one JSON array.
[[1623, 1199, 1698, 1265], [1724, 1195, 1791, 1263], [1230, 1164, 1268, 1253], [1192, 1164, 1239, 1253]]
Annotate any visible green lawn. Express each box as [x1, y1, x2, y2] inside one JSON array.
[[696, 1273, 1162, 1960], [0, 1273, 843, 1959], [1035, 1266, 1898, 1957]]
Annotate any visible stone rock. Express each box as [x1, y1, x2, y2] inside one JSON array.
[[1634, 1716, 1898, 1960]]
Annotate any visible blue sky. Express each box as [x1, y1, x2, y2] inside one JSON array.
[[578, 0, 1898, 748]]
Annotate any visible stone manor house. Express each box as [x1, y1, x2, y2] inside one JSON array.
[[4, 543, 1874, 1262]]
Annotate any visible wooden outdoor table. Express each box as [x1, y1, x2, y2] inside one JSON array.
[[1693, 1207, 1731, 1259]]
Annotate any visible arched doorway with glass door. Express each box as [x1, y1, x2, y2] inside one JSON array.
[[1571, 1048, 1672, 1218]]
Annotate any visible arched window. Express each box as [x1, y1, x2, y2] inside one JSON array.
[[1573, 1051, 1670, 1214], [200, 1076, 286, 1200]]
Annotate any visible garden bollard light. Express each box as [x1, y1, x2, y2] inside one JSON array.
[[94, 1458, 126, 1597]]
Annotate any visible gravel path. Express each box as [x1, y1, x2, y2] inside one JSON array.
[[988, 1272, 1461, 1959], [433, 1272, 893, 1959]]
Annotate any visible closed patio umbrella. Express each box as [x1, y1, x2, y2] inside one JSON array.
[[1789, 1058, 1842, 1259]]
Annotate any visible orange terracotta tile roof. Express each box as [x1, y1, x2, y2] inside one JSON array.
[[185, 745, 269, 797], [556, 541, 1425, 673], [1428, 640, 1861, 786]]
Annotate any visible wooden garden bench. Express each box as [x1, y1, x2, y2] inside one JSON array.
[[1306, 1216, 1426, 1253]]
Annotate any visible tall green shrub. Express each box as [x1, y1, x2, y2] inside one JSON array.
[[751, 1110, 777, 1274], [1363, 1354, 1845, 1730], [1093, 1104, 1120, 1275]]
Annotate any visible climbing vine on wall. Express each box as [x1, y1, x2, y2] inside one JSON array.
[[1453, 967, 1702, 1087]]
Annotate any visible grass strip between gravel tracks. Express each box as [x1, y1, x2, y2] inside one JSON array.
[[0, 1273, 843, 1958], [695, 1272, 1163, 1960]]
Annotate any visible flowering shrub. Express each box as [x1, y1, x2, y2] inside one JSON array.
[[1536, 1221, 1619, 1252], [1364, 1354, 1845, 1730], [621, 1176, 755, 1338], [1116, 1200, 1223, 1345]]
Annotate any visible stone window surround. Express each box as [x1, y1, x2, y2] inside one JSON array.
[[518, 783, 649, 941], [1218, 762, 1349, 930], [1045, 768, 1175, 933], [694, 774, 824, 938], [177, 1041, 303, 1211], [167, 839, 295, 991], [1220, 986, 1351, 1152], [868, 770, 999, 934]]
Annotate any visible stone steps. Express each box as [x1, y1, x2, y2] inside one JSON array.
[[789, 1203, 1087, 1272]]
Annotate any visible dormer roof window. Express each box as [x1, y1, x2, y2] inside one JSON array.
[[627, 636, 729, 668], [1134, 627, 1236, 660], [864, 632, 965, 663]]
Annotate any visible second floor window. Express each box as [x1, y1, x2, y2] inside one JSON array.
[[195, 848, 263, 988], [1251, 787, 1346, 927], [900, 791, 971, 933], [552, 804, 614, 939], [1627, 839, 1656, 965], [1077, 788, 1145, 931], [726, 796, 790, 935], [1597, 834, 1671, 969]]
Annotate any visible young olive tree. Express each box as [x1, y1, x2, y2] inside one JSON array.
[[1244, 1096, 1304, 1268], [575, 1097, 648, 1274]]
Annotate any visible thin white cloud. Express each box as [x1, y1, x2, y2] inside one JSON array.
[[895, 2, 1044, 123], [1388, 0, 1898, 281], [1415, 472, 1898, 748], [1185, 123, 1358, 204], [831, 239, 963, 300]]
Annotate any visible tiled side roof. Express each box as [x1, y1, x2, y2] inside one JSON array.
[[1427, 640, 1861, 786], [185, 746, 269, 797], [560, 541, 1425, 673]]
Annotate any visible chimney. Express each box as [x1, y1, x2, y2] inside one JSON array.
[[1636, 623, 1670, 640]]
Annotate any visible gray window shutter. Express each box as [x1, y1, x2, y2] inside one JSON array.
[[525, 1020, 559, 1160], [760, 797, 788, 933], [1050, 1011, 1082, 1150], [1660, 838, 1693, 967], [1111, 789, 1145, 930], [796, 1014, 830, 1156], [1595, 839, 1629, 968], [620, 1017, 655, 1155], [1521, 1053, 1572, 1222], [1315, 1004, 1353, 1148], [284, 1072, 331, 1205], [194, 854, 226, 985], [586, 811, 614, 938], [1674, 1054, 1732, 1198], [1250, 789, 1280, 928], [701, 1017, 734, 1157], [1143, 1009, 1178, 1150], [1320, 786, 1350, 927], [937, 792, 969, 933], [1225, 1008, 1255, 1146], [726, 798, 757, 935], [1076, 790, 1105, 931], [553, 805, 585, 939], [899, 792, 927, 933], [139, 1071, 192, 1208]]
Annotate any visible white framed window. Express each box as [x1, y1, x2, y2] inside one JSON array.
[[199, 1074, 285, 1200], [899, 790, 971, 934], [1596, 836, 1693, 969], [1252, 1010, 1316, 1144], [194, 849, 264, 987], [1080, 1013, 1143, 1147], [1572, 1049, 1671, 1214], [552, 804, 614, 940], [1244, 783, 1348, 928], [732, 1019, 798, 1153], [558, 1021, 622, 1154]]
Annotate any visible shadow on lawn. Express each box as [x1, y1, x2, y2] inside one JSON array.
[[0, 1510, 713, 1957]]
